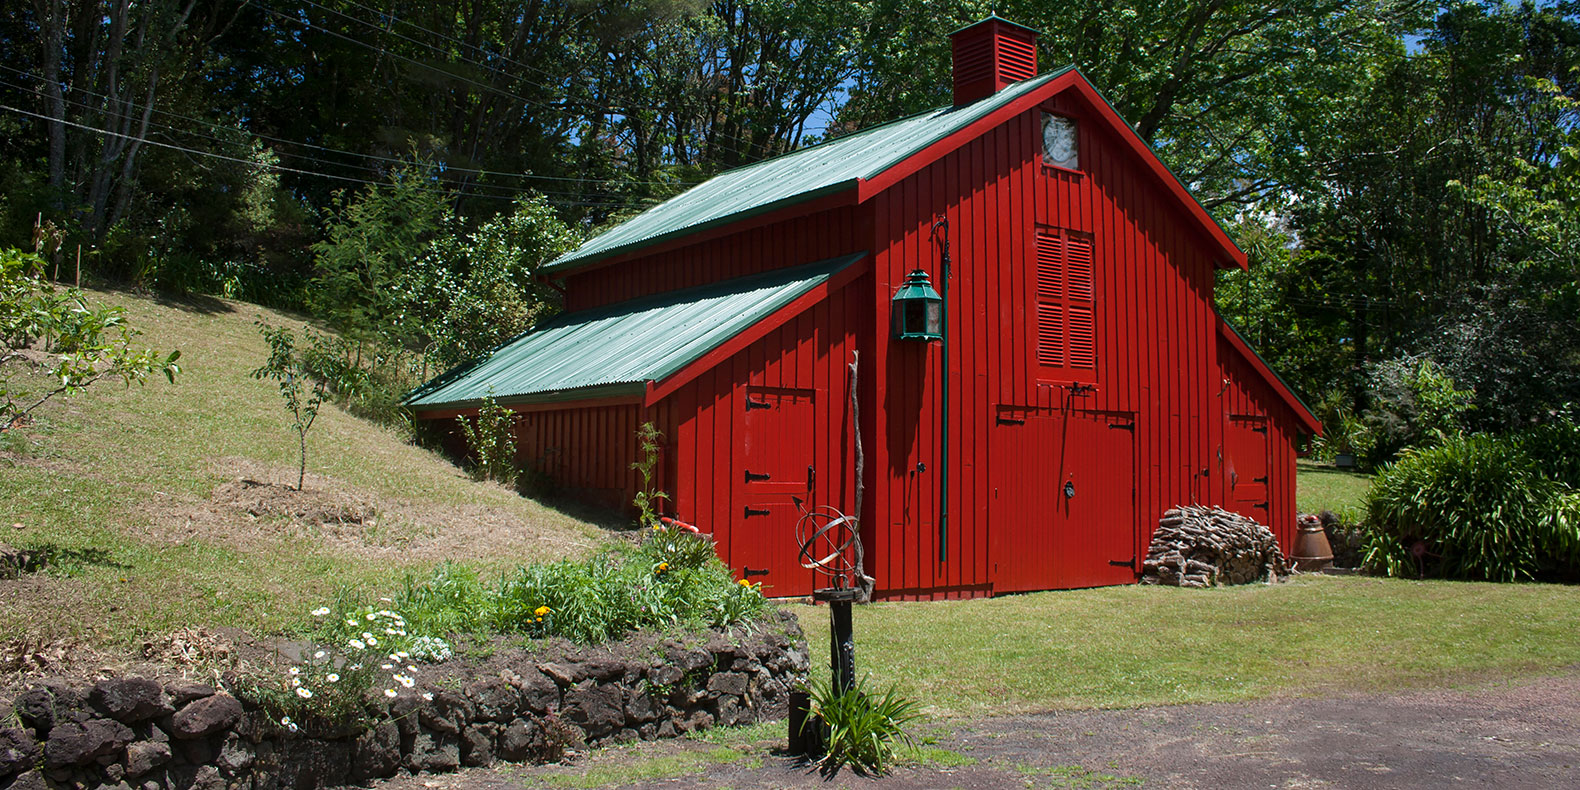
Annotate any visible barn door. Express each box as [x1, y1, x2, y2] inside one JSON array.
[[733, 387, 816, 597], [988, 408, 1061, 593], [1225, 414, 1270, 523], [1055, 410, 1138, 588]]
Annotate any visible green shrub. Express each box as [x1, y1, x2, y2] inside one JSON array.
[[1361, 432, 1580, 581], [1520, 417, 1580, 489], [393, 527, 767, 644], [458, 393, 518, 485], [803, 674, 921, 775]]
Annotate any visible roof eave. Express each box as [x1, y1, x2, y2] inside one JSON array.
[[1217, 317, 1322, 436]]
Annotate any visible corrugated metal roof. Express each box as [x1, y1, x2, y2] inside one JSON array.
[[405, 253, 865, 410], [546, 68, 1072, 273]]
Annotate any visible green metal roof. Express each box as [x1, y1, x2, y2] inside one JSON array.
[[546, 67, 1073, 274], [405, 253, 865, 410]]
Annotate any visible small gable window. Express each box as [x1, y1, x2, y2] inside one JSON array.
[[1041, 112, 1079, 170], [1034, 227, 1096, 374]]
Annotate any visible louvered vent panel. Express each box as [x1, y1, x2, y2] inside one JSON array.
[[952, 42, 995, 88], [997, 38, 1037, 82], [1036, 303, 1065, 366], [1066, 237, 1094, 301], [1068, 305, 1096, 369], [1035, 232, 1062, 299]]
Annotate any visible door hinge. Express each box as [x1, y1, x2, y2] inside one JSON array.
[[1109, 557, 1135, 568], [1252, 425, 1268, 434], [996, 415, 1026, 425], [742, 567, 770, 578], [1110, 422, 1136, 431], [744, 470, 771, 482], [744, 506, 771, 517], [1253, 502, 1269, 509], [1253, 476, 1268, 484], [745, 397, 772, 410]]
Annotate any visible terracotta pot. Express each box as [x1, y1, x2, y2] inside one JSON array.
[[1291, 514, 1334, 572]]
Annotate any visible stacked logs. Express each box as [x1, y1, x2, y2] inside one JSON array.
[[1141, 505, 1289, 587]]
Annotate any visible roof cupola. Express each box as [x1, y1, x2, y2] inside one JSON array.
[[950, 15, 1039, 106]]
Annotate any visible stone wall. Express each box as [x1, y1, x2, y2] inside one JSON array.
[[0, 612, 807, 790]]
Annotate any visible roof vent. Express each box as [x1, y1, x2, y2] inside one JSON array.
[[950, 15, 1039, 106]]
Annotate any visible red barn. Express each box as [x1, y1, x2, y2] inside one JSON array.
[[407, 16, 1321, 600]]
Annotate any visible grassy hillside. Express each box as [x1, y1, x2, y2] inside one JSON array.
[[1, 289, 605, 654]]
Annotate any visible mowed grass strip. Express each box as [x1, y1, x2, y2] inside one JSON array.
[[1, 289, 602, 649], [1296, 460, 1373, 517], [794, 575, 1580, 717]]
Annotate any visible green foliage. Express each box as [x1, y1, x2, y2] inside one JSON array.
[[1361, 430, 1580, 581], [250, 321, 329, 491], [803, 674, 921, 775], [631, 422, 670, 527], [0, 248, 181, 433], [1358, 355, 1474, 466], [311, 164, 454, 346], [458, 394, 519, 485], [236, 601, 428, 733], [392, 526, 768, 644], [410, 195, 579, 371]]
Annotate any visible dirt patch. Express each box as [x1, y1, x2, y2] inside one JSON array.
[[367, 669, 1580, 790], [212, 477, 379, 526], [122, 457, 595, 563]]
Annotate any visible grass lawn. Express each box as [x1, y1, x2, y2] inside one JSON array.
[[793, 575, 1580, 718], [1295, 459, 1373, 516], [1, 289, 605, 653]]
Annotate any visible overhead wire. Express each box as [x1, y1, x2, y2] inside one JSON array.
[[0, 62, 689, 188], [265, 0, 768, 161], [0, 101, 659, 209]]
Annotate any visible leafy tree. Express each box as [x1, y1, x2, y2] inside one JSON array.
[[251, 321, 329, 491], [310, 164, 453, 347], [0, 248, 180, 433]]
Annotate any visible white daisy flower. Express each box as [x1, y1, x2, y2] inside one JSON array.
[[421, 692, 433, 701], [314, 650, 326, 659], [407, 666, 418, 674], [381, 663, 393, 670], [367, 636, 378, 646], [346, 619, 359, 627], [326, 673, 340, 683], [394, 674, 415, 688], [383, 689, 397, 698], [296, 688, 312, 699], [348, 639, 366, 650], [288, 667, 300, 675], [290, 677, 300, 687], [311, 607, 331, 616]]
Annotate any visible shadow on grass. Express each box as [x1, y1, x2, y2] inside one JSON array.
[[20, 543, 133, 576], [153, 291, 236, 315]]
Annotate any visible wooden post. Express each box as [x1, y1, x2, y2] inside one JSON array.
[[75, 245, 80, 287]]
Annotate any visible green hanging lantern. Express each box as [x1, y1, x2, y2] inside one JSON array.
[[891, 269, 943, 341]]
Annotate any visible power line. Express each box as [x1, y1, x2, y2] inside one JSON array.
[[0, 101, 657, 209], [0, 62, 693, 189]]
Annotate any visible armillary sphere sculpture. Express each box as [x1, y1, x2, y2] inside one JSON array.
[[792, 496, 862, 694]]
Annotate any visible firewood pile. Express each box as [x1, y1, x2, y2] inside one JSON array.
[[1141, 505, 1289, 587]]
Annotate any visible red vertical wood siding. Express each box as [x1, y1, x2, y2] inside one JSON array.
[[562, 207, 866, 311], [662, 275, 865, 598], [866, 89, 1238, 600], [1217, 333, 1299, 551]]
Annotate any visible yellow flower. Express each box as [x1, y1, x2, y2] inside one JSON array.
[[738, 579, 751, 588], [656, 562, 669, 574], [534, 605, 551, 617]]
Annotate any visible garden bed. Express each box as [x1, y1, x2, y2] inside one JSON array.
[[0, 612, 807, 790]]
